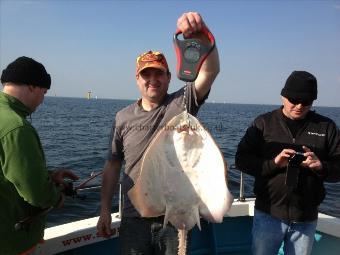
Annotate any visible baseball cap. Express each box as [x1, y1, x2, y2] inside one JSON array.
[[136, 51, 169, 75]]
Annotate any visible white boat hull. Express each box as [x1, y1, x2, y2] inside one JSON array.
[[36, 199, 340, 255]]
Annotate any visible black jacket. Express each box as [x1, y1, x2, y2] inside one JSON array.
[[235, 107, 340, 222]]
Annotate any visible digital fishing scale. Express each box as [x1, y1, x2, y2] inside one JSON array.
[[173, 26, 215, 82]]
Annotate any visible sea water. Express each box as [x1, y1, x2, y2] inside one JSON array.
[[31, 97, 340, 227]]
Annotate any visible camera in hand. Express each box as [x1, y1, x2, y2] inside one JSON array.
[[285, 152, 306, 188], [289, 151, 306, 166]]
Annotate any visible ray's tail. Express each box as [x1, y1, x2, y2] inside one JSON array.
[[178, 229, 188, 255]]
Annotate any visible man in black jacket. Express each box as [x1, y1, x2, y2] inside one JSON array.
[[235, 71, 340, 255]]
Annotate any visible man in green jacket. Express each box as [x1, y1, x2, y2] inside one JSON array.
[[0, 56, 78, 254]]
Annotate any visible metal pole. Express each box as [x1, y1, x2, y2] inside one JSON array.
[[239, 172, 245, 202], [119, 183, 122, 219]]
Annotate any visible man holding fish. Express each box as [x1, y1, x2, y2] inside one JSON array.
[[97, 11, 220, 254]]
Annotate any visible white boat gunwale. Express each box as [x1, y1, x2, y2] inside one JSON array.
[[35, 198, 340, 254]]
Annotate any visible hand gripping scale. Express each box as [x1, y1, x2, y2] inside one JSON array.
[[173, 26, 215, 82]]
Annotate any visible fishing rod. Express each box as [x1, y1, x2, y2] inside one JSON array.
[[74, 171, 103, 191], [15, 206, 54, 231], [64, 171, 103, 199], [14, 171, 103, 231], [76, 184, 102, 192]]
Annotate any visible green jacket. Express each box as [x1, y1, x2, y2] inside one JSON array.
[[0, 92, 61, 255]]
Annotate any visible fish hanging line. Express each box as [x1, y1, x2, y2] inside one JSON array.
[[182, 84, 208, 141], [182, 84, 191, 124]]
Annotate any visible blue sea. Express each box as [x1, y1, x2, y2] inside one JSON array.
[[31, 97, 340, 227]]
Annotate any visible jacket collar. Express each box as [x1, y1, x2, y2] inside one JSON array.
[[278, 105, 314, 122], [0, 91, 31, 117]]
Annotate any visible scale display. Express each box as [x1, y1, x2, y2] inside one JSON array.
[[184, 46, 200, 63]]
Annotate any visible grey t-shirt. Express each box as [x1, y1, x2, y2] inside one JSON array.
[[107, 83, 208, 216]]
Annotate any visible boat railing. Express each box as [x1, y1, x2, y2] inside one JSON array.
[[230, 163, 246, 202], [118, 184, 122, 219], [239, 171, 246, 202]]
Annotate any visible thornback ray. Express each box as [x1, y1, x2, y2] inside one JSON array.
[[128, 111, 233, 254]]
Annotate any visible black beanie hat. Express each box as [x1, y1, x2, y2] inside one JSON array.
[[1, 56, 51, 89], [281, 71, 317, 101]]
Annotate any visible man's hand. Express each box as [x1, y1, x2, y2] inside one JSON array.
[[274, 146, 323, 172], [274, 149, 296, 168], [301, 145, 323, 171], [97, 210, 114, 238], [51, 169, 79, 189], [177, 12, 205, 39]]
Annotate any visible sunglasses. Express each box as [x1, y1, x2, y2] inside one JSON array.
[[287, 97, 313, 106]]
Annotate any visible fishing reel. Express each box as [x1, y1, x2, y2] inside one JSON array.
[[63, 170, 103, 199], [63, 181, 83, 198], [63, 180, 101, 200], [173, 26, 215, 82]]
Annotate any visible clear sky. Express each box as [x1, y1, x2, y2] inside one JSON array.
[[1, 0, 339, 107]]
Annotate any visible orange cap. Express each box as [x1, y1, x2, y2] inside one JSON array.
[[136, 51, 169, 75]]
